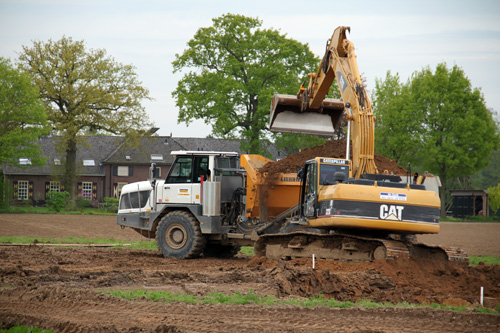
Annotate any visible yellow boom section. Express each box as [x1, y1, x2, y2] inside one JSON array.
[[269, 26, 378, 178]]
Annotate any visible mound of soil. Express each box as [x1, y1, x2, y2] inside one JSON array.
[[250, 256, 500, 308], [260, 139, 407, 176]]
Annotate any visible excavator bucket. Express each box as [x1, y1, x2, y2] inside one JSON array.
[[269, 94, 345, 136]]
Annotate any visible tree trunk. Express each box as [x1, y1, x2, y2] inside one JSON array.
[[64, 137, 78, 208]]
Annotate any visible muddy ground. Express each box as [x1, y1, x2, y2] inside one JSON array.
[[1, 214, 500, 332]]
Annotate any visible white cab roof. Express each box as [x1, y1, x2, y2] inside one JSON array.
[[170, 151, 239, 157]]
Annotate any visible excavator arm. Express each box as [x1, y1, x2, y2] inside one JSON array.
[[270, 26, 378, 177]]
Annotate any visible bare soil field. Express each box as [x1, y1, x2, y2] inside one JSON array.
[[1, 214, 499, 332]]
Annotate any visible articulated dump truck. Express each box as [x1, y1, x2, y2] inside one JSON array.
[[117, 25, 467, 264], [117, 150, 466, 264]]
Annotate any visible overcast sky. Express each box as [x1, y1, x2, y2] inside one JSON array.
[[1, 0, 499, 138]]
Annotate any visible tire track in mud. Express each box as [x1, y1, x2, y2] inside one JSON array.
[[2, 286, 499, 332], [1, 246, 500, 332]]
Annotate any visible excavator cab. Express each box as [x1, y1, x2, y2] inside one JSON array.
[[269, 94, 345, 136], [298, 158, 352, 218]]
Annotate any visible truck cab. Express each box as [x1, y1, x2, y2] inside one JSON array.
[[156, 151, 239, 205], [117, 150, 250, 258]]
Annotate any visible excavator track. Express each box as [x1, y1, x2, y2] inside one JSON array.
[[255, 232, 468, 265]]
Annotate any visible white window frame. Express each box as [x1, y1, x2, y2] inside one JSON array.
[[82, 182, 92, 200], [18, 180, 29, 200], [83, 159, 95, 166], [50, 181, 60, 193], [117, 166, 129, 177], [151, 154, 163, 161], [19, 158, 31, 165]]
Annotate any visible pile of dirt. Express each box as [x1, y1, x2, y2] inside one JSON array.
[[260, 139, 407, 177], [250, 256, 500, 307]]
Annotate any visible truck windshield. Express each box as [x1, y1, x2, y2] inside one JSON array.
[[166, 156, 193, 183], [119, 190, 150, 210]]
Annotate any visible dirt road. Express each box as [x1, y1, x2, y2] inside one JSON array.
[[1, 214, 499, 332], [2, 214, 498, 256]]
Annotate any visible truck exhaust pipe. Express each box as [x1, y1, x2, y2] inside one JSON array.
[[269, 94, 345, 136]]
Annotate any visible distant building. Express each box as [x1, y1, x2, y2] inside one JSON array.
[[450, 189, 490, 217], [2, 135, 284, 206]]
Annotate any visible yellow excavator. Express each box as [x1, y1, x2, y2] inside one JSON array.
[[257, 26, 468, 263]]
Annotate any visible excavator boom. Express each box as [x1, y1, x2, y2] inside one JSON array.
[[269, 26, 377, 177]]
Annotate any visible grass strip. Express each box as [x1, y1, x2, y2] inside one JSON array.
[[103, 289, 500, 314], [0, 236, 158, 251], [0, 325, 53, 333], [0, 206, 115, 215]]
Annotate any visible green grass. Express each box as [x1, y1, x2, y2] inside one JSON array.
[[0, 236, 158, 251], [441, 216, 500, 222], [103, 289, 500, 314], [0, 206, 115, 215], [469, 255, 500, 266], [0, 326, 53, 333]]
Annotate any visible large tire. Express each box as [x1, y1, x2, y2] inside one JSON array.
[[156, 211, 206, 259]]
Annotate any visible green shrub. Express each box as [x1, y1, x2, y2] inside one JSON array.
[[75, 196, 93, 212], [46, 191, 69, 212], [103, 197, 119, 204]]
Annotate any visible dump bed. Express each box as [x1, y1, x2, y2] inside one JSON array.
[[240, 154, 300, 220]]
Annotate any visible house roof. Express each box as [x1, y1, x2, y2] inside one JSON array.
[[103, 136, 184, 165], [3, 135, 287, 176], [3, 136, 119, 176]]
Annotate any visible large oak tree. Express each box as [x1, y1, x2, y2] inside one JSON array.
[[172, 14, 321, 155], [19, 36, 152, 202]]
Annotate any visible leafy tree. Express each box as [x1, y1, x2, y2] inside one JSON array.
[[0, 57, 48, 167], [172, 13, 320, 155], [373, 63, 499, 216], [470, 110, 500, 189], [372, 71, 422, 164], [18, 36, 153, 202], [470, 148, 500, 189]]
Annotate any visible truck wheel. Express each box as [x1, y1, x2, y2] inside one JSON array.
[[156, 211, 206, 259]]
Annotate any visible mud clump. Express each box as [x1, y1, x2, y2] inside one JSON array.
[[260, 139, 407, 177]]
